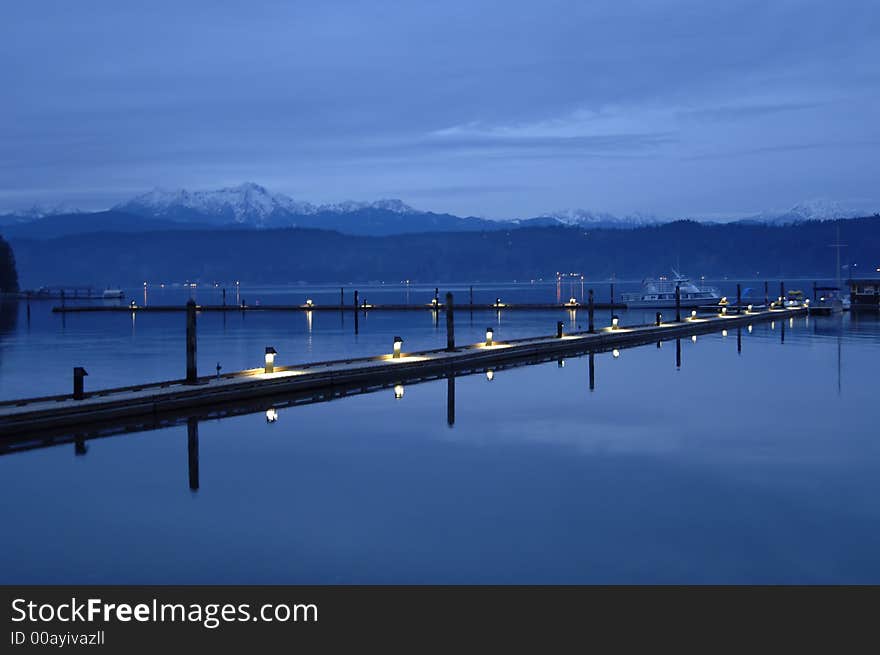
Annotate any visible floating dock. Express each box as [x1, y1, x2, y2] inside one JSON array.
[[0, 307, 805, 437], [51, 302, 626, 313]]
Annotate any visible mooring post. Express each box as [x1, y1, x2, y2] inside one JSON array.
[[447, 374, 455, 427], [61, 289, 65, 309], [469, 285, 474, 307], [73, 366, 87, 400], [74, 436, 87, 456], [675, 284, 681, 322], [185, 299, 197, 384], [445, 292, 455, 350], [588, 288, 595, 333], [222, 288, 226, 307], [736, 283, 742, 313], [764, 281, 769, 306], [340, 287, 344, 308], [588, 352, 595, 391], [353, 290, 359, 334], [187, 417, 199, 491]]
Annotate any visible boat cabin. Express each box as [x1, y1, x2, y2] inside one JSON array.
[[847, 278, 880, 309]]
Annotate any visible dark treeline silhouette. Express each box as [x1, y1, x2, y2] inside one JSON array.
[[0, 235, 19, 292], [7, 217, 880, 287]]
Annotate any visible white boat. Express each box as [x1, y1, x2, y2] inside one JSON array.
[[621, 272, 720, 308], [102, 288, 124, 299]]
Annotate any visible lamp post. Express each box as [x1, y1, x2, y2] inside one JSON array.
[[393, 336, 403, 358], [485, 327, 494, 347], [73, 367, 88, 400], [611, 315, 619, 330], [264, 347, 277, 374]]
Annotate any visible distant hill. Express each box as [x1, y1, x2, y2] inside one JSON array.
[[8, 216, 880, 287], [0, 210, 215, 239]]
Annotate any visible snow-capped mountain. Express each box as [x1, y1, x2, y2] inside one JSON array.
[[518, 209, 664, 229], [115, 182, 318, 226], [114, 182, 426, 228], [744, 199, 873, 225]]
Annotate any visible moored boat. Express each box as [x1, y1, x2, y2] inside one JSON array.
[[621, 272, 720, 308]]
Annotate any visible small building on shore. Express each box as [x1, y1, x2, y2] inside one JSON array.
[[847, 277, 880, 309]]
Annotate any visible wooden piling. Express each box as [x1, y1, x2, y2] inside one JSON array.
[[185, 299, 198, 384], [446, 292, 455, 351], [73, 367, 87, 400], [588, 289, 595, 333], [675, 284, 681, 323]]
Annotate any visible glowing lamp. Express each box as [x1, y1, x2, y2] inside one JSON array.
[[722, 329, 728, 337], [485, 327, 494, 346], [265, 408, 278, 423], [611, 315, 619, 330], [568, 297, 577, 306], [747, 304, 753, 313], [394, 384, 405, 399], [431, 297, 438, 307], [486, 369, 495, 381], [691, 335, 697, 343], [130, 300, 137, 309], [690, 310, 697, 320], [612, 349, 620, 358], [721, 307, 728, 315], [264, 346, 277, 374], [305, 298, 313, 307], [748, 324, 753, 333], [495, 297, 502, 307], [393, 336, 403, 358]]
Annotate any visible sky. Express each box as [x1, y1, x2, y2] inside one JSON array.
[[1, 0, 879, 219]]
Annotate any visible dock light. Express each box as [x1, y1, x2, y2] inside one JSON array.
[[394, 384, 405, 399], [611, 315, 619, 330], [690, 310, 697, 320], [747, 304, 753, 313], [612, 349, 620, 358], [721, 307, 728, 316], [567, 297, 578, 306], [691, 335, 697, 343], [719, 296, 728, 306], [494, 297, 503, 308], [264, 346, 277, 374], [431, 297, 438, 307], [265, 408, 278, 423], [305, 298, 313, 307], [485, 327, 494, 346], [804, 299, 810, 307], [393, 336, 403, 358], [486, 369, 495, 381], [722, 329, 728, 337], [130, 300, 137, 309]]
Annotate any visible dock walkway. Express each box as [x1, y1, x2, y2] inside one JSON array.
[[0, 307, 804, 436]]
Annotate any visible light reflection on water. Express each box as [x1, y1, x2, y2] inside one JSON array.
[[0, 307, 879, 583]]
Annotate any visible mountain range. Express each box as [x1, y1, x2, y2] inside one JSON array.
[[0, 183, 876, 239]]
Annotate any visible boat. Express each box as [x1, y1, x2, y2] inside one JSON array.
[[621, 272, 720, 308], [102, 288, 124, 299]]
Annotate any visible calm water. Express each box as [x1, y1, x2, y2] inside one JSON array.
[[2, 282, 879, 583]]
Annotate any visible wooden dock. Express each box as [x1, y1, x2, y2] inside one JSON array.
[[51, 302, 626, 313], [0, 306, 804, 437]]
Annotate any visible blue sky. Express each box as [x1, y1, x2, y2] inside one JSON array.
[[1, 0, 878, 218]]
